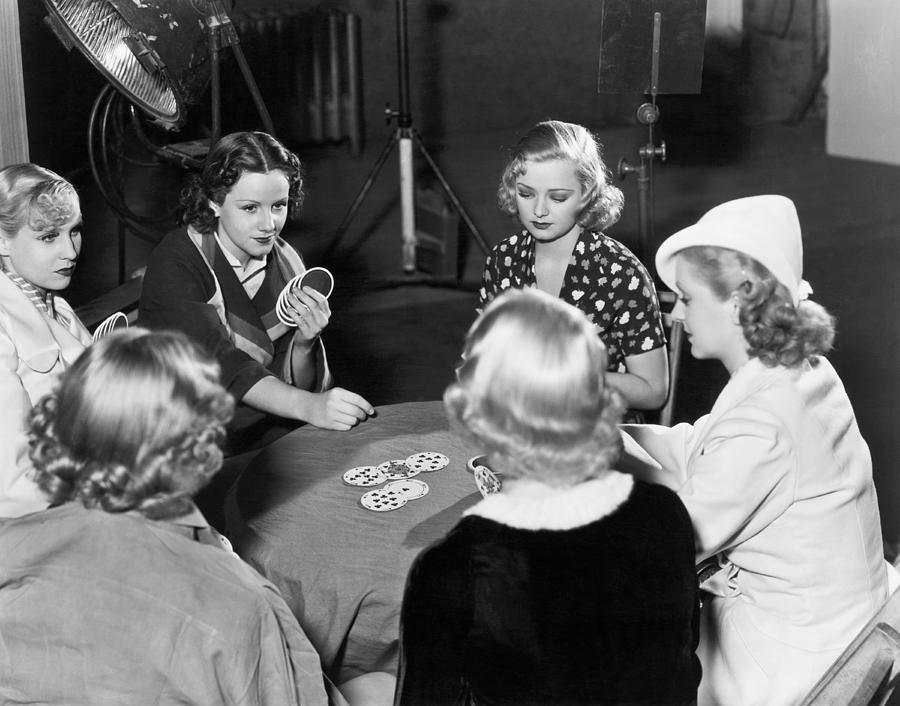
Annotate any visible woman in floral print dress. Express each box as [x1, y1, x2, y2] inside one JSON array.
[[479, 120, 668, 411]]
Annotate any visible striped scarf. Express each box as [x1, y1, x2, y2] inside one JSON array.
[[188, 229, 304, 366], [2, 268, 69, 326]]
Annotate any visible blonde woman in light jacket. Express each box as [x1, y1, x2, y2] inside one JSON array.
[[621, 195, 894, 706], [0, 164, 91, 517]]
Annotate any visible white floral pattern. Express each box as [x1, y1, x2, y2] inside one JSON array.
[[478, 229, 666, 371]]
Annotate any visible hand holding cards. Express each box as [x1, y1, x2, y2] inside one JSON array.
[[276, 266, 334, 327]]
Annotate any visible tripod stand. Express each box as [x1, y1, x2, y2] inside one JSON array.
[[325, 0, 489, 277]]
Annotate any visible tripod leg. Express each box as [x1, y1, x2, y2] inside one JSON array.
[[326, 131, 399, 257], [230, 41, 276, 135], [399, 129, 416, 273], [411, 131, 490, 255]]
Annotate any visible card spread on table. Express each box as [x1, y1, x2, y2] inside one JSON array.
[[405, 451, 449, 473], [377, 459, 421, 480], [342, 465, 387, 487], [474, 465, 502, 497], [360, 488, 408, 512], [385, 478, 429, 500]]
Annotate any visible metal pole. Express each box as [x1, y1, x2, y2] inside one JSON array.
[[396, 0, 416, 272]]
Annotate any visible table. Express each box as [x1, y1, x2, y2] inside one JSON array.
[[225, 400, 482, 685]]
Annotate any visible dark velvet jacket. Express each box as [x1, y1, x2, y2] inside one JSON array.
[[396, 474, 701, 706]]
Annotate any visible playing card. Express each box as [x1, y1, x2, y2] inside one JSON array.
[[342, 465, 387, 487], [474, 465, 501, 497], [377, 459, 421, 480], [360, 487, 408, 512], [405, 451, 449, 473], [296, 266, 334, 299], [384, 478, 429, 500]]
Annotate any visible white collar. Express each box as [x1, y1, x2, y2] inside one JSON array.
[[463, 471, 634, 531], [213, 231, 267, 272]]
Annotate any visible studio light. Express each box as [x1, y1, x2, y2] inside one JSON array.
[[42, 0, 275, 280], [43, 0, 216, 130]]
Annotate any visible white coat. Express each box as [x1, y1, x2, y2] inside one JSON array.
[[0, 271, 91, 517], [622, 356, 892, 706]]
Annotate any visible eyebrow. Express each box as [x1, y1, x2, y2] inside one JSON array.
[[515, 183, 576, 193]]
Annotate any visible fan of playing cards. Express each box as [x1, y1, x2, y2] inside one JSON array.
[[467, 455, 502, 497], [342, 451, 450, 512], [276, 266, 335, 327], [92, 311, 128, 342]]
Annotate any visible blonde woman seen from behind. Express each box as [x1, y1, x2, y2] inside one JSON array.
[[0, 329, 339, 705], [396, 288, 700, 706]]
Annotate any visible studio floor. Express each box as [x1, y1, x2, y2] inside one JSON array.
[[70, 115, 900, 542]]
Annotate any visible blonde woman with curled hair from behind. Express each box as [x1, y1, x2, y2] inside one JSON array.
[[621, 195, 895, 706], [0, 328, 342, 705], [0, 163, 91, 517], [480, 120, 669, 413], [396, 288, 701, 706]]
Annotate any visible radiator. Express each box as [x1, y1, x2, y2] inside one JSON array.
[[227, 6, 363, 155]]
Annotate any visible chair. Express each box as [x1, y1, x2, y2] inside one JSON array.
[[657, 290, 684, 426], [798, 587, 900, 705]]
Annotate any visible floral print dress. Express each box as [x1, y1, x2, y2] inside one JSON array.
[[478, 229, 666, 372]]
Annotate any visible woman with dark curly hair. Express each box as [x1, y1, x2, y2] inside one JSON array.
[[139, 131, 373, 454], [0, 328, 339, 704], [478, 120, 668, 411], [621, 195, 894, 706], [396, 288, 701, 706]]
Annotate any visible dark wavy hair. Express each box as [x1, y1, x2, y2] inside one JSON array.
[[28, 328, 234, 520], [679, 246, 835, 368], [497, 120, 624, 232], [180, 131, 306, 234], [445, 288, 625, 486]]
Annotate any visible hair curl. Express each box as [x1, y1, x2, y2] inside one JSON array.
[[445, 288, 625, 487], [497, 120, 624, 232], [679, 246, 835, 367], [28, 328, 235, 520], [180, 131, 306, 234], [0, 163, 79, 236]]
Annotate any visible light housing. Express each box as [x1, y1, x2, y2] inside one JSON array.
[[43, 0, 217, 129]]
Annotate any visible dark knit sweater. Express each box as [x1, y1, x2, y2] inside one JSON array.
[[396, 477, 701, 706]]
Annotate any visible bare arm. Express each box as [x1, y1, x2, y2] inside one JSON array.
[[242, 377, 374, 431], [607, 346, 669, 410]]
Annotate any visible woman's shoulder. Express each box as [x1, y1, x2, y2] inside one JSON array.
[[589, 232, 649, 267], [612, 478, 693, 535], [489, 229, 532, 256]]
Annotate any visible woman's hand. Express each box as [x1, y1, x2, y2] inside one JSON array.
[[307, 387, 375, 431], [286, 285, 330, 347]]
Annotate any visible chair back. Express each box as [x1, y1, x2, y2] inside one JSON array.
[[657, 290, 684, 426], [798, 587, 900, 706]]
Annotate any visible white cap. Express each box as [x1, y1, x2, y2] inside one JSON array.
[[655, 195, 812, 306]]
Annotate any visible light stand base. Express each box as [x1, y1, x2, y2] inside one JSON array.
[[325, 126, 489, 282]]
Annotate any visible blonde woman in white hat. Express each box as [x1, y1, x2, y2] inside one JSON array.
[[621, 194, 895, 706]]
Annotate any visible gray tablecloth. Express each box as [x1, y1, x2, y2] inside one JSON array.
[[225, 401, 482, 685]]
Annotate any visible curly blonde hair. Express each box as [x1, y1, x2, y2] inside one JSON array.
[[679, 246, 835, 367], [0, 163, 79, 236], [497, 120, 624, 232], [28, 329, 234, 520], [445, 288, 624, 487]]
